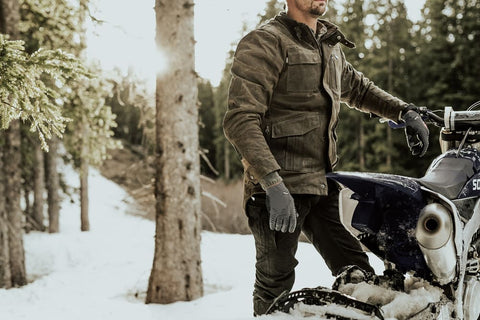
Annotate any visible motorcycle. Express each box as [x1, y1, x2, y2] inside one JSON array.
[[267, 104, 480, 320]]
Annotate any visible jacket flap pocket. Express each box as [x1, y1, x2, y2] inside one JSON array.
[[287, 48, 321, 65], [272, 114, 321, 138]]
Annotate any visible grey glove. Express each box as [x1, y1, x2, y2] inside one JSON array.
[[402, 108, 429, 157], [265, 181, 297, 233]]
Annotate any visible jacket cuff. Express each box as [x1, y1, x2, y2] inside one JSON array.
[[259, 171, 283, 190], [400, 104, 418, 120], [241, 157, 281, 185]]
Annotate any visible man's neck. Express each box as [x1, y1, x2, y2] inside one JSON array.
[[286, 9, 319, 32]]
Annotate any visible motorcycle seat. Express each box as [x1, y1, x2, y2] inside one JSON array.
[[417, 157, 474, 199]]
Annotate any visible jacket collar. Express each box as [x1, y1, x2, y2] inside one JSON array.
[[275, 12, 355, 49]]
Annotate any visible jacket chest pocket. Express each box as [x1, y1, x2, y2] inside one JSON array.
[[267, 114, 327, 173], [286, 48, 321, 93]]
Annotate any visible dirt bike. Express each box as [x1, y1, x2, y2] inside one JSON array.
[[267, 104, 480, 320]]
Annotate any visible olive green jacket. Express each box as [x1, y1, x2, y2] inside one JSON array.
[[223, 13, 407, 204]]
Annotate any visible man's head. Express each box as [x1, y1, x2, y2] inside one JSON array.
[[286, 0, 328, 18]]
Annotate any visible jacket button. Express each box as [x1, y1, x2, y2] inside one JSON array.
[[337, 35, 342, 40], [320, 183, 326, 189], [250, 175, 255, 180]]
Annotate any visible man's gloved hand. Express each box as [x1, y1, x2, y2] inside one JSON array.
[[265, 182, 297, 233], [402, 107, 429, 157]]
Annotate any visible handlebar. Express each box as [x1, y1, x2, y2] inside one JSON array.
[[384, 105, 480, 131], [381, 102, 480, 148]]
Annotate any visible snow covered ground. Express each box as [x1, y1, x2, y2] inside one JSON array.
[[0, 165, 442, 320]]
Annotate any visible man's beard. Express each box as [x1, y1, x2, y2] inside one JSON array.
[[309, 7, 326, 16], [308, 1, 327, 17]]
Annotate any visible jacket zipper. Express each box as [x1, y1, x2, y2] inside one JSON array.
[[330, 54, 338, 88]]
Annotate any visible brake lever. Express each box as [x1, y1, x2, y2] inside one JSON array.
[[383, 119, 406, 129], [380, 107, 431, 129]]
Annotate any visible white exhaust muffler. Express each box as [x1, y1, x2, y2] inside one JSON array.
[[415, 203, 457, 285]]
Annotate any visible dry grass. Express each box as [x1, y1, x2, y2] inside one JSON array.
[[200, 178, 249, 234], [100, 145, 250, 235]]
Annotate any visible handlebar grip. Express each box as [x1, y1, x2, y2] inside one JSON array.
[[445, 107, 480, 130], [384, 106, 480, 130]]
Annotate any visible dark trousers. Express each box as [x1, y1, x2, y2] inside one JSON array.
[[246, 188, 374, 315]]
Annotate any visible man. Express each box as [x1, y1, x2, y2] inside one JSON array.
[[223, 0, 429, 316]]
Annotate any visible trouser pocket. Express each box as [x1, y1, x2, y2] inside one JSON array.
[[246, 195, 309, 310]]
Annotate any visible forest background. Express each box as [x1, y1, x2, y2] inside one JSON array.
[[0, 0, 478, 293]]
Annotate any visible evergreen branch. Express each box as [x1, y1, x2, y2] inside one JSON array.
[[0, 33, 88, 150]]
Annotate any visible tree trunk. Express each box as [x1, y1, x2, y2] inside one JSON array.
[[0, 0, 26, 288], [386, 19, 393, 171], [5, 121, 27, 286], [358, 117, 365, 171], [0, 137, 11, 288], [147, 0, 203, 304], [23, 189, 31, 221], [32, 144, 45, 231], [0, 213, 10, 288], [224, 140, 230, 180], [80, 116, 89, 232], [80, 157, 89, 231], [386, 124, 392, 170], [45, 136, 60, 233], [0, 0, 19, 35]]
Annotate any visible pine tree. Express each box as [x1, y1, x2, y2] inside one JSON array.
[[45, 136, 60, 233], [2, 0, 28, 288], [335, 0, 371, 172], [21, 0, 119, 232], [107, 70, 155, 150], [32, 142, 45, 230], [0, 0, 88, 286], [198, 79, 218, 176], [0, 37, 84, 145], [403, 0, 454, 173], [257, 0, 285, 26], [419, 0, 480, 108], [324, 0, 341, 24], [147, 0, 203, 303], [19, 0, 87, 233], [404, 0, 480, 173], [360, 0, 426, 175], [63, 71, 120, 231], [213, 47, 243, 180], [455, 0, 480, 106]]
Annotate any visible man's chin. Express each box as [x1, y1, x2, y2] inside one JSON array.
[[309, 3, 328, 17], [310, 8, 327, 17]]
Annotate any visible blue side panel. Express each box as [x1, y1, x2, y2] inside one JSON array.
[[458, 172, 480, 199], [327, 172, 429, 277]]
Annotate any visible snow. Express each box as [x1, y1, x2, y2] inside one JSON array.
[[0, 165, 442, 320]]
